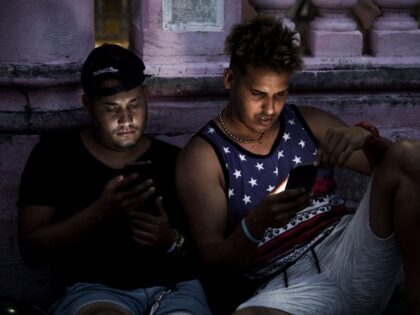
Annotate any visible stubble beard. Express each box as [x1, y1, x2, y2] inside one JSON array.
[[112, 126, 141, 151], [93, 124, 142, 152]]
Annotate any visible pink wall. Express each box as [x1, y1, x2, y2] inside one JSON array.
[[0, 0, 419, 308], [0, 0, 94, 64]]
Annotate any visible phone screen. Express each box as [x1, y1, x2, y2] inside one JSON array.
[[285, 163, 318, 192]]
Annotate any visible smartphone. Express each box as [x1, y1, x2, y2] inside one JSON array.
[[123, 160, 155, 184], [285, 163, 318, 192], [122, 160, 159, 213]]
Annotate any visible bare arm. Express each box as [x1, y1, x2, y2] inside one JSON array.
[[299, 106, 393, 175], [176, 137, 310, 269]]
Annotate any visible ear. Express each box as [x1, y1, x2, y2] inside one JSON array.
[[223, 68, 234, 89]]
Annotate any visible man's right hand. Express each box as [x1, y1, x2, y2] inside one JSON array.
[[245, 188, 311, 239], [96, 174, 156, 218]]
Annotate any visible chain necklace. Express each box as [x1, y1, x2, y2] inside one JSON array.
[[218, 108, 265, 144]]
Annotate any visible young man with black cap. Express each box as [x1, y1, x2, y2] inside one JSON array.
[[17, 44, 211, 315]]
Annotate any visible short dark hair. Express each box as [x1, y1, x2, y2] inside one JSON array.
[[225, 15, 303, 74], [81, 44, 150, 98]]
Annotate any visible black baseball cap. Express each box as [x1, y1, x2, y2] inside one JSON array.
[[81, 43, 150, 97]]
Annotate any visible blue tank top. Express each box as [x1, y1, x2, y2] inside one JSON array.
[[198, 104, 349, 280]]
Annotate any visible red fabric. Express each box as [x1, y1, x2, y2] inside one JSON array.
[[355, 121, 380, 143]]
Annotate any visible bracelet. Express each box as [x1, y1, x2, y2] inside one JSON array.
[[166, 230, 179, 254], [174, 233, 185, 255], [166, 229, 186, 255], [355, 121, 380, 143], [241, 218, 261, 245]]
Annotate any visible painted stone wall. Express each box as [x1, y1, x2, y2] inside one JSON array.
[[1, 0, 420, 309]]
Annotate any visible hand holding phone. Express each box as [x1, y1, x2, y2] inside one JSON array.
[[122, 160, 159, 214], [285, 163, 318, 192], [270, 163, 318, 195], [251, 170, 314, 234], [123, 160, 155, 184]]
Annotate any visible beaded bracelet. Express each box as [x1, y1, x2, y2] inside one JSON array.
[[241, 218, 261, 245]]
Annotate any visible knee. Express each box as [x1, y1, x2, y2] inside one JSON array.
[[382, 140, 420, 175], [232, 308, 289, 315], [77, 305, 131, 315]]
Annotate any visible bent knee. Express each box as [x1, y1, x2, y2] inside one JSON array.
[[232, 307, 290, 315], [77, 303, 131, 315], [382, 140, 420, 174]]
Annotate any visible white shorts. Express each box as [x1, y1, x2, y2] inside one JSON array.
[[237, 180, 403, 315]]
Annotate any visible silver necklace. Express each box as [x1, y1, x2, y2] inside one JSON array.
[[218, 108, 265, 144]]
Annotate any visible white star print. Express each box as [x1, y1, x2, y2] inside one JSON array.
[[233, 169, 242, 179], [313, 149, 317, 156], [239, 154, 247, 162], [267, 185, 275, 192], [228, 188, 235, 198], [298, 140, 306, 148], [283, 133, 291, 141], [255, 162, 264, 171], [223, 146, 230, 154], [273, 167, 279, 176], [207, 127, 215, 134], [278, 150, 284, 159], [288, 119, 295, 125], [293, 155, 302, 164], [226, 163, 229, 169], [248, 178, 258, 187], [243, 195, 251, 205]]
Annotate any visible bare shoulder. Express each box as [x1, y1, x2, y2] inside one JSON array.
[[179, 136, 214, 160], [386, 140, 420, 169], [177, 136, 223, 186]]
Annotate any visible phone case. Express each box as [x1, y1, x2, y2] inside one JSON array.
[[285, 163, 318, 192]]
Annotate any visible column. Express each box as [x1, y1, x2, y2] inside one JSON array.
[[307, 0, 362, 56], [370, 0, 420, 56], [0, 0, 95, 132], [248, 0, 298, 30], [0, 0, 95, 305], [130, 0, 242, 77]]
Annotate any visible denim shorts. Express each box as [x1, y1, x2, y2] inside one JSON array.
[[49, 279, 212, 315]]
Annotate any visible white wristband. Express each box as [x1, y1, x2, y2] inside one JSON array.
[[241, 218, 261, 245]]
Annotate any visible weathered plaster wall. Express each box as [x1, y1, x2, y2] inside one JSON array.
[[2, 65, 420, 307], [1, 0, 420, 309]]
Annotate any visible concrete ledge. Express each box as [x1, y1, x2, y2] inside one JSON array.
[[1, 91, 419, 134], [0, 63, 419, 91], [0, 63, 80, 87], [148, 67, 420, 97]]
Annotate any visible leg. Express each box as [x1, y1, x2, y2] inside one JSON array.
[[370, 141, 420, 314], [155, 280, 212, 315], [232, 307, 290, 315], [49, 283, 147, 315], [78, 303, 131, 315]]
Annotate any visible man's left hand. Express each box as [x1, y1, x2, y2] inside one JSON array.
[[129, 197, 177, 249], [316, 126, 372, 167]]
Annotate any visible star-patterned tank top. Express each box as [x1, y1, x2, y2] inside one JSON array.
[[197, 104, 349, 280]]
